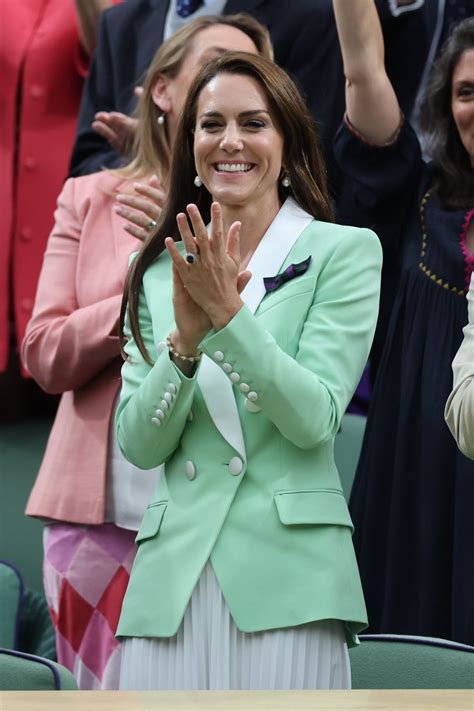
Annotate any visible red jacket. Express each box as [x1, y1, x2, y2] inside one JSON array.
[[0, 0, 88, 374]]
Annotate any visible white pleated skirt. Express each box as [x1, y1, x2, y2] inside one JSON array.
[[120, 562, 351, 690]]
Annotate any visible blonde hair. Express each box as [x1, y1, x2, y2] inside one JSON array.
[[117, 13, 272, 184]]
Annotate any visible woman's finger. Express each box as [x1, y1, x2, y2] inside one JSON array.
[[148, 174, 161, 188], [185, 204, 210, 257], [226, 221, 242, 265], [133, 182, 166, 208], [123, 222, 148, 241], [209, 202, 224, 255], [114, 204, 156, 231], [237, 270, 252, 293], [176, 212, 198, 256], [116, 193, 160, 218], [165, 237, 188, 278], [171, 262, 187, 299]]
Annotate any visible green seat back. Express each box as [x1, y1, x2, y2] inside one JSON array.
[[350, 634, 474, 689], [0, 561, 23, 649], [19, 588, 56, 659], [0, 418, 53, 592], [0, 560, 56, 660], [0, 648, 77, 690], [334, 413, 366, 502]]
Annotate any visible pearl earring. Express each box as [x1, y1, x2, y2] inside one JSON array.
[[194, 175, 202, 187], [157, 113, 165, 125], [281, 174, 291, 188]]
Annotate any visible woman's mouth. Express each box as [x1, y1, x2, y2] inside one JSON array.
[[214, 162, 254, 173]]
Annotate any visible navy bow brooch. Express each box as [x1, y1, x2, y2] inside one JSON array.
[[263, 256, 312, 294]]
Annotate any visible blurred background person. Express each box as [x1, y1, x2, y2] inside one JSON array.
[[21, 15, 270, 689], [333, 0, 474, 645]]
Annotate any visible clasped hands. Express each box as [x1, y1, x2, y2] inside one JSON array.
[[164, 202, 252, 362]]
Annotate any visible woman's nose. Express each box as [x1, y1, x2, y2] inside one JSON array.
[[219, 125, 243, 151]]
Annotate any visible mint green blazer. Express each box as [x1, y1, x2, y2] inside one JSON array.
[[115, 204, 382, 647]]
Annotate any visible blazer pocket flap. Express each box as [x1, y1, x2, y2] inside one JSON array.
[[274, 490, 353, 530], [258, 276, 314, 313], [135, 501, 167, 543]]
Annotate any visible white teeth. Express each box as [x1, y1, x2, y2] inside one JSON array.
[[216, 163, 252, 173]]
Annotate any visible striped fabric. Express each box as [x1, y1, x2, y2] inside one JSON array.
[[43, 523, 136, 689], [120, 561, 351, 690]]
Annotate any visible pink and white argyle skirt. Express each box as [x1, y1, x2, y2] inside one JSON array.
[[43, 523, 136, 690]]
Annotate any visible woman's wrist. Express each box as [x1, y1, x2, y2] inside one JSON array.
[[167, 331, 200, 377], [168, 330, 201, 358], [208, 296, 243, 332]]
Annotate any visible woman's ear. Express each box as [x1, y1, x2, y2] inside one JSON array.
[[151, 74, 172, 114]]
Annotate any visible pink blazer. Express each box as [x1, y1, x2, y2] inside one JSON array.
[[23, 171, 140, 524]]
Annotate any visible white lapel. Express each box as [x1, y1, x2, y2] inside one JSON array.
[[197, 198, 314, 461], [240, 197, 314, 312]]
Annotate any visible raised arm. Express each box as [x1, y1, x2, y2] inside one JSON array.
[[333, 0, 401, 145]]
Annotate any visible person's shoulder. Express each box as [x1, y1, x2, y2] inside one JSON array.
[[102, 0, 157, 27], [305, 219, 380, 247], [63, 170, 128, 199], [301, 219, 382, 269], [57, 173, 133, 225]]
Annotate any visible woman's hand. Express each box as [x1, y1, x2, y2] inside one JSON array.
[[92, 110, 138, 156], [114, 176, 166, 240], [169, 261, 213, 359], [165, 202, 251, 332]]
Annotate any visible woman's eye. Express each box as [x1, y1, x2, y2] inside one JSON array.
[[201, 121, 221, 130], [459, 86, 474, 98], [245, 120, 266, 129]]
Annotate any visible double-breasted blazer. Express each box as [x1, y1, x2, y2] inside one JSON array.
[[115, 199, 382, 646], [23, 171, 140, 524]]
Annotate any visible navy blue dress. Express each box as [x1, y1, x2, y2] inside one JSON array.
[[335, 120, 474, 646]]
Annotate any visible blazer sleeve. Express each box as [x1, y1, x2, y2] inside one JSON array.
[[200, 227, 382, 449], [69, 9, 123, 176], [21, 178, 122, 394], [115, 284, 199, 470], [445, 275, 474, 459]]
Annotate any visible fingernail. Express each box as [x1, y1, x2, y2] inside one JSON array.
[[113, 205, 123, 214]]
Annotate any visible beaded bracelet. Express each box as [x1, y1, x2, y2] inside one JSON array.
[[166, 334, 202, 363]]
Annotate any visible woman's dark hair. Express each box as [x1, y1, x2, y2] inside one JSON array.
[[421, 17, 474, 209], [121, 52, 334, 363]]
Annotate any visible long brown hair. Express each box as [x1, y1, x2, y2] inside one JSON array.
[[122, 52, 334, 363], [117, 14, 273, 184], [421, 17, 474, 210]]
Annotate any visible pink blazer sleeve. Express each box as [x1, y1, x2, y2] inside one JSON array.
[[22, 178, 122, 394]]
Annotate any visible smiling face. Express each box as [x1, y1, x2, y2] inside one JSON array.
[[193, 72, 284, 212], [451, 48, 474, 165], [152, 25, 258, 142]]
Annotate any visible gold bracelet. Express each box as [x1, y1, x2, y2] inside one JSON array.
[[166, 334, 201, 363]]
